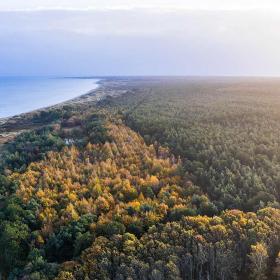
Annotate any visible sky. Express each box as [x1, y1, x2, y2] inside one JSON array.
[[1, 1, 280, 76]]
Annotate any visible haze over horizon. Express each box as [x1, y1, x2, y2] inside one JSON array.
[[1, 0, 280, 77]]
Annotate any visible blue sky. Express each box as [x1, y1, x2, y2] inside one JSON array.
[[1, 0, 280, 76]]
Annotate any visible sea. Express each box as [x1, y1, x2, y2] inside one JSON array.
[[0, 77, 99, 118]]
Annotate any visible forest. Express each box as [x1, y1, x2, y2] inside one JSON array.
[[0, 77, 280, 279]]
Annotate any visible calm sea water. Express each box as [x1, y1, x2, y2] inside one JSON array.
[[0, 77, 99, 118]]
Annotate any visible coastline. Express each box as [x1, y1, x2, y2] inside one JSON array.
[[0, 78, 102, 120], [0, 77, 131, 145], [0, 78, 104, 118], [0, 78, 103, 145]]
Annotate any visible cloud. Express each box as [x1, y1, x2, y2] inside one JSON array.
[[1, 0, 280, 12], [0, 4, 280, 76]]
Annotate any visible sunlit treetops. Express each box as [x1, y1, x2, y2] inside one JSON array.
[[13, 122, 213, 241]]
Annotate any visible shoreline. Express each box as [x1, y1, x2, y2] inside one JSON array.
[[0, 78, 102, 121], [0, 77, 131, 145], [0, 79, 104, 145], [0, 79, 109, 123]]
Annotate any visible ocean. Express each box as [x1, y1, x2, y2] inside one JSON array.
[[0, 77, 99, 118]]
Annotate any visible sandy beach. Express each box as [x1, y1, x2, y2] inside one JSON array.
[[0, 79, 102, 145], [0, 78, 129, 145]]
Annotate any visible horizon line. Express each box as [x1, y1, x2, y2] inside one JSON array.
[[3, 75, 280, 79]]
